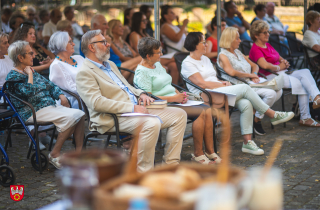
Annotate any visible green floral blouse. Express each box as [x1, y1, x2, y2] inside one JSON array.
[[6, 70, 63, 121]]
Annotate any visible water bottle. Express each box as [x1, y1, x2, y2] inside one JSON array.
[[127, 198, 150, 210]]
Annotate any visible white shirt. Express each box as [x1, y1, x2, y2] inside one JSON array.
[[161, 24, 186, 55], [181, 55, 221, 95], [1, 21, 11, 34], [42, 20, 57, 37], [49, 55, 84, 108], [0, 55, 14, 86], [72, 22, 84, 36], [302, 30, 320, 58]]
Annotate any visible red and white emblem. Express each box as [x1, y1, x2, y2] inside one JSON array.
[[10, 185, 24, 201]]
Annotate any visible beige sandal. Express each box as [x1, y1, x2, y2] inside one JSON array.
[[313, 98, 320, 110], [205, 152, 222, 164], [191, 154, 216, 165], [299, 118, 320, 127]]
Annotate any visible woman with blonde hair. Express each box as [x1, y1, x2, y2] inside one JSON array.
[[217, 27, 282, 135], [249, 20, 320, 127]]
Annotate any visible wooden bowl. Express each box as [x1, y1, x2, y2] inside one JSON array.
[[60, 149, 127, 184]]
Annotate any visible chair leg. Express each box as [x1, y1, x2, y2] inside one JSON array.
[[4, 128, 12, 151], [213, 118, 218, 153], [281, 94, 286, 128], [48, 128, 56, 151], [35, 126, 43, 174], [156, 131, 162, 151], [105, 135, 111, 148]]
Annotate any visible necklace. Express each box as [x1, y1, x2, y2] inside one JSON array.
[[13, 68, 27, 75], [56, 56, 78, 67]]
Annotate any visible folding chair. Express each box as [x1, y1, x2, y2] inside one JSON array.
[[302, 44, 320, 87], [285, 33, 304, 69]]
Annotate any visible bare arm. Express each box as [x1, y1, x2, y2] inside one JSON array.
[[204, 40, 218, 59], [43, 36, 50, 46], [161, 21, 188, 43], [39, 45, 55, 59], [129, 32, 141, 53], [188, 72, 225, 89], [32, 62, 51, 73], [312, 44, 320, 52], [243, 55, 259, 74], [125, 42, 138, 57], [256, 57, 287, 71]]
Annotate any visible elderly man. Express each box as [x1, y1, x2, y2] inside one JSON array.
[[265, 2, 286, 35], [42, 8, 62, 46], [1, 8, 12, 34], [26, 6, 39, 29], [224, 1, 251, 41], [76, 30, 187, 172]]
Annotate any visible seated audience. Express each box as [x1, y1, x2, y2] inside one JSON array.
[[123, 8, 135, 41], [26, 6, 39, 30], [251, 4, 269, 25], [8, 13, 25, 43], [140, 5, 154, 37], [2, 8, 12, 34], [302, 10, 320, 71], [13, 23, 55, 74], [130, 11, 180, 84], [218, 27, 282, 135], [265, 2, 286, 35], [160, 5, 188, 55], [56, 20, 73, 36], [42, 8, 62, 46], [6, 40, 85, 169], [49, 31, 84, 109], [181, 32, 294, 155], [107, 19, 142, 82], [134, 37, 222, 164], [64, 6, 83, 55], [0, 33, 13, 87], [76, 30, 187, 172], [224, 1, 251, 41], [206, 8, 227, 37], [37, 10, 50, 46], [249, 20, 320, 127], [205, 16, 227, 62]]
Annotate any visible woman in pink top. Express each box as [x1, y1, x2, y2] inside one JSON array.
[[249, 20, 320, 127]]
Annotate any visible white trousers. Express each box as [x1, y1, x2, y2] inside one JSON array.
[[254, 88, 283, 119]]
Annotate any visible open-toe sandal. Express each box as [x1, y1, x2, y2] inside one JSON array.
[[191, 154, 216, 165], [313, 98, 320, 110], [204, 152, 222, 164], [299, 118, 320, 127]]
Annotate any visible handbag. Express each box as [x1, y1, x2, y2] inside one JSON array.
[[249, 74, 284, 91]]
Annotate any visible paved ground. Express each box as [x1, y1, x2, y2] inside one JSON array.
[[1, 95, 320, 209]]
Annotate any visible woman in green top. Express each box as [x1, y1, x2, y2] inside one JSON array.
[[134, 37, 221, 165]]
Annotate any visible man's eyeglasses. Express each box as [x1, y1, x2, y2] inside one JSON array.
[[90, 40, 108, 46], [261, 31, 271, 35], [23, 52, 34, 56]]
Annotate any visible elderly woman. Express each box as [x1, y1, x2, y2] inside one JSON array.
[[134, 37, 221, 164], [250, 20, 320, 127], [48, 31, 84, 109], [13, 23, 55, 73], [0, 33, 13, 87], [5, 41, 85, 169], [302, 11, 320, 71], [181, 32, 294, 155], [218, 27, 282, 135]]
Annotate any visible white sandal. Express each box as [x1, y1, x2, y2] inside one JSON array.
[[313, 98, 320, 110], [204, 152, 222, 164], [191, 154, 216, 165], [299, 118, 320, 127]]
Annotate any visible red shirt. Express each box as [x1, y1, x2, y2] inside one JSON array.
[[249, 43, 280, 76], [206, 36, 218, 62]]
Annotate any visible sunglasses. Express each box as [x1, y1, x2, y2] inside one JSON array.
[[261, 31, 271, 35]]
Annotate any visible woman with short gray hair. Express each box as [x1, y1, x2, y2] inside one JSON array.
[[49, 31, 84, 109], [6, 40, 85, 169], [134, 37, 222, 164]]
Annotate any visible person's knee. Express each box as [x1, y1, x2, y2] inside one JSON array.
[[144, 117, 162, 131], [238, 99, 253, 113], [239, 84, 251, 92]]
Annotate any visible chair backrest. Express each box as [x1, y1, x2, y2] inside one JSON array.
[[302, 44, 318, 71], [174, 52, 190, 88], [79, 97, 91, 123], [286, 35, 302, 54], [239, 40, 252, 56]]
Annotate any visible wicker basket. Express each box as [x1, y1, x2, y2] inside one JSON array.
[[93, 163, 245, 210]]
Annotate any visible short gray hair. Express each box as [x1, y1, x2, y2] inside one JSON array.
[[137, 37, 161, 59], [8, 41, 29, 67], [0, 32, 9, 42], [48, 31, 69, 55], [81, 29, 101, 56]]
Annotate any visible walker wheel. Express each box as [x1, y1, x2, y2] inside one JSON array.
[[31, 152, 48, 171], [0, 165, 16, 187]]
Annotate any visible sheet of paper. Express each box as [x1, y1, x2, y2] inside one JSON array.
[[121, 113, 163, 123], [248, 77, 267, 84], [169, 100, 204, 107], [283, 25, 289, 34], [206, 89, 237, 107]]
